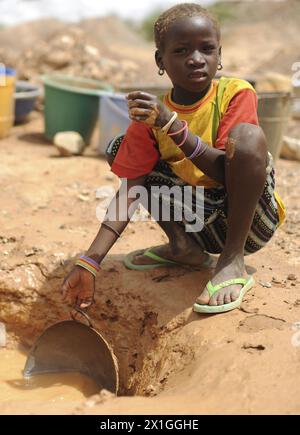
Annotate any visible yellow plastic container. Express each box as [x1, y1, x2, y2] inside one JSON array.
[[0, 68, 16, 139]]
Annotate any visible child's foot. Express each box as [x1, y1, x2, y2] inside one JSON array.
[[132, 243, 208, 267], [195, 252, 247, 306]]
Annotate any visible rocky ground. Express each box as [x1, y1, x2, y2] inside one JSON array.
[[0, 113, 300, 414]]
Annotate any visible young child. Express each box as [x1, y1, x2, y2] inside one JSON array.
[[62, 3, 285, 314]]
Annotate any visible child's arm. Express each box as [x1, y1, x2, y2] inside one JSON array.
[[127, 89, 258, 186], [127, 91, 226, 185], [61, 175, 146, 309]]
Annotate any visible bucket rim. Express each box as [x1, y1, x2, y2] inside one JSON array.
[[0, 66, 16, 77], [15, 80, 41, 99], [257, 91, 292, 99], [42, 73, 114, 96]]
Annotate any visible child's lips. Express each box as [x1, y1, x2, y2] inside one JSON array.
[[188, 71, 208, 79]]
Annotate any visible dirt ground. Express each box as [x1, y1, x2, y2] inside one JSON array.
[[0, 113, 300, 415]]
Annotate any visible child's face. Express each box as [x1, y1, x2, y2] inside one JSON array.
[[156, 16, 221, 93]]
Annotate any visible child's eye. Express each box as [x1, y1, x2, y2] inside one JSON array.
[[174, 47, 187, 54], [203, 46, 216, 53]]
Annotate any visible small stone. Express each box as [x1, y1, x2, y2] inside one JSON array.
[[287, 274, 297, 281], [0, 323, 6, 347], [144, 384, 157, 396], [258, 280, 272, 288], [54, 132, 85, 156], [77, 193, 90, 202], [272, 277, 282, 284], [105, 173, 115, 181]]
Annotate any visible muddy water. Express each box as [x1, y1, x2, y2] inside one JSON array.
[[0, 348, 100, 405]]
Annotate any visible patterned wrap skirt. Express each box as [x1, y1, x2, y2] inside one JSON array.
[[107, 135, 280, 255]]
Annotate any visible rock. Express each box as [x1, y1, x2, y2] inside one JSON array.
[[77, 193, 90, 202], [0, 323, 6, 347], [258, 280, 272, 288], [287, 273, 297, 281], [54, 132, 86, 157], [105, 173, 115, 181], [44, 50, 72, 68], [281, 136, 300, 161]]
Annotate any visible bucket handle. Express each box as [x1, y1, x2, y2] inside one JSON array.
[[70, 306, 94, 328]]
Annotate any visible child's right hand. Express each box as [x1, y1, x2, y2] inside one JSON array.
[[126, 91, 172, 130], [61, 266, 95, 309]]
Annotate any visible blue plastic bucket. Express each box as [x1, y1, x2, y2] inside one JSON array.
[[15, 81, 40, 124], [98, 93, 131, 155]]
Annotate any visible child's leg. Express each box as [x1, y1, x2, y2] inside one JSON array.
[[106, 138, 207, 267], [196, 122, 268, 306], [132, 219, 208, 267]]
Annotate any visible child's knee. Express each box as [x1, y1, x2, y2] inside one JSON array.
[[227, 123, 267, 162]]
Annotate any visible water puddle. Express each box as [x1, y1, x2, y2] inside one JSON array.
[[0, 348, 99, 405]]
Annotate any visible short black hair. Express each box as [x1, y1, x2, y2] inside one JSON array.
[[154, 3, 221, 51]]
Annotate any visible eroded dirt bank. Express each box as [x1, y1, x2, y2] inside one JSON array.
[[0, 115, 300, 414]]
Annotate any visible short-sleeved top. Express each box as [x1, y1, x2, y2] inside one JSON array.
[[111, 77, 285, 224]]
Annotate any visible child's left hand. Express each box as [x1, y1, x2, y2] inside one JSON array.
[[126, 91, 173, 130]]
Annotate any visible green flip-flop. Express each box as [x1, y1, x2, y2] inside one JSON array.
[[124, 247, 213, 271], [193, 275, 255, 314]]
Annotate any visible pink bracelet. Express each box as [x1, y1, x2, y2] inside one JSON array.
[[168, 120, 188, 137], [177, 127, 189, 148]]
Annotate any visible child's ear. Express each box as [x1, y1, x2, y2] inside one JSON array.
[[155, 50, 163, 69], [218, 46, 222, 60]]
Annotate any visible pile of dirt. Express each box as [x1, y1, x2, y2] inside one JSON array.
[[1, 1, 299, 90], [219, 0, 300, 83], [0, 16, 167, 89]]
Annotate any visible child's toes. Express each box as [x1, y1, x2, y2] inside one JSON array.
[[208, 294, 219, 306], [224, 292, 232, 305], [195, 288, 210, 305], [230, 289, 240, 302], [217, 292, 225, 305]]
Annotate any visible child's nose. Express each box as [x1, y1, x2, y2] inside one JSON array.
[[187, 51, 205, 67]]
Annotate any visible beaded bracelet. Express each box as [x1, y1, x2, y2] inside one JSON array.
[[161, 112, 178, 134], [75, 255, 100, 277]]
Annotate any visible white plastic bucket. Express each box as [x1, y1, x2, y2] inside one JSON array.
[[98, 93, 131, 155]]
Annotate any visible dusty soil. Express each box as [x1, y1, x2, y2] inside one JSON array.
[[0, 113, 300, 415]]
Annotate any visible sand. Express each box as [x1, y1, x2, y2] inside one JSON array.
[[0, 113, 299, 415]]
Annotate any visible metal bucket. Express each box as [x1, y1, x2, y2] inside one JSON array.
[[23, 309, 119, 394], [257, 92, 292, 161]]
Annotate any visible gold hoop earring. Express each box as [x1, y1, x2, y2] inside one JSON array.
[[217, 63, 223, 71], [158, 68, 165, 76]]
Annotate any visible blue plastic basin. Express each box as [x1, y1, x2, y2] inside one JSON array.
[[14, 81, 40, 124]]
